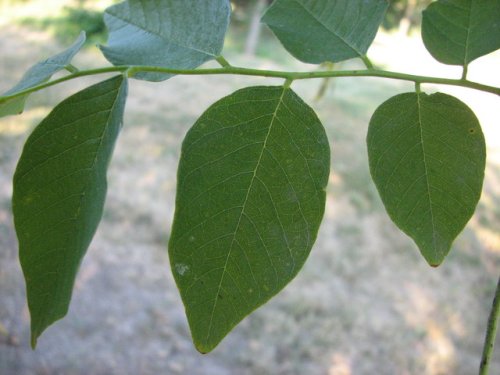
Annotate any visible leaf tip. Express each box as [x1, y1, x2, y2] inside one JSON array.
[[194, 341, 212, 355], [30, 333, 38, 350], [421, 248, 445, 268], [426, 256, 443, 268]]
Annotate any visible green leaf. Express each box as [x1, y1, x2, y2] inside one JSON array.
[[169, 86, 330, 353], [422, 0, 500, 66], [100, 0, 231, 82], [13, 75, 128, 348], [0, 32, 86, 118], [367, 92, 486, 266], [0, 96, 26, 118], [262, 0, 388, 64]]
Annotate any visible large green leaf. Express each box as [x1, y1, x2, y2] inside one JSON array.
[[13, 75, 128, 348], [367, 92, 486, 266], [100, 0, 230, 82], [261, 0, 388, 64], [422, 0, 500, 66], [0, 32, 86, 118], [169, 86, 330, 353]]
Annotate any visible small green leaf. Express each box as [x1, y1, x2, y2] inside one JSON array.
[[422, 0, 500, 66], [0, 96, 26, 118], [169, 86, 330, 353], [367, 92, 486, 266], [13, 75, 128, 348], [262, 0, 388, 64], [100, 0, 230, 82], [0, 32, 86, 118]]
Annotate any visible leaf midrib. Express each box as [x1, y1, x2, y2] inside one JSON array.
[[290, 0, 363, 58], [204, 86, 288, 346], [28, 77, 124, 346], [416, 93, 439, 259], [462, 0, 473, 66], [106, 8, 216, 57]]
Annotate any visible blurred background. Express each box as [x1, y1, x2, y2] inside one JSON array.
[[0, 1, 499, 374]]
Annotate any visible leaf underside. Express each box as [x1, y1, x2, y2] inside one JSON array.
[[262, 0, 388, 64], [367, 92, 486, 266], [422, 0, 500, 66], [0, 32, 86, 118], [169, 86, 330, 353], [100, 0, 230, 81], [13, 75, 128, 348]]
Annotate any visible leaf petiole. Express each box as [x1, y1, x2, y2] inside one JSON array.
[[215, 55, 231, 67], [361, 55, 374, 69], [65, 64, 79, 74], [462, 65, 469, 81]]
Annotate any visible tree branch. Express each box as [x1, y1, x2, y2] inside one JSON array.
[[1, 65, 499, 107], [479, 276, 500, 375]]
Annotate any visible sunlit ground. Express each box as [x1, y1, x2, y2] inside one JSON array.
[[0, 1, 499, 375]]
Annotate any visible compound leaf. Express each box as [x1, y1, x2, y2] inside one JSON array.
[[422, 0, 500, 66], [100, 0, 230, 81], [262, 0, 388, 64], [169, 86, 330, 353], [367, 92, 486, 266], [0, 32, 86, 118], [13, 75, 128, 348]]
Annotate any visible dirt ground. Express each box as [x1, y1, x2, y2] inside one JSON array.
[[1, 19, 499, 375]]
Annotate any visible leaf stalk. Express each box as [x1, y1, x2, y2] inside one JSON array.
[[65, 64, 79, 74], [361, 55, 374, 69], [462, 65, 469, 81], [479, 276, 500, 375], [1, 65, 499, 105], [215, 55, 231, 67]]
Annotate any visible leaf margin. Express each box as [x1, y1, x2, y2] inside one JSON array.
[[169, 85, 331, 353], [366, 91, 486, 266], [12, 74, 128, 348], [0, 32, 86, 118]]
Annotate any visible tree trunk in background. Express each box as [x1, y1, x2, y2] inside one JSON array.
[[244, 0, 267, 56], [398, 0, 417, 37]]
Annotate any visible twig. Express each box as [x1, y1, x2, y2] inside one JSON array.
[[479, 276, 500, 375]]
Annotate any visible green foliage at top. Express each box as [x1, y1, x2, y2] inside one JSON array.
[[169, 86, 330, 352], [100, 0, 231, 81], [422, 0, 500, 66], [12, 75, 128, 348], [367, 92, 486, 266], [262, 0, 388, 64], [382, 0, 431, 32], [0, 32, 85, 118]]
